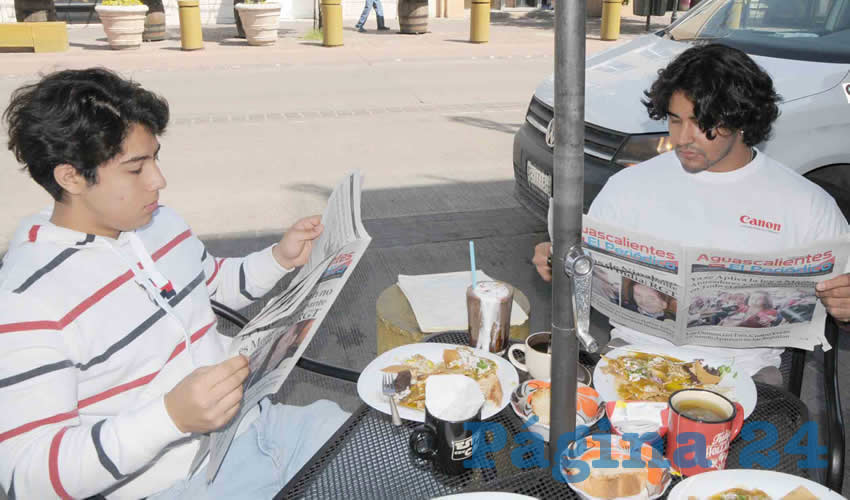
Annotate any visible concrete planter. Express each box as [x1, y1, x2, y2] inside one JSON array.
[[95, 4, 148, 49], [235, 2, 281, 46]]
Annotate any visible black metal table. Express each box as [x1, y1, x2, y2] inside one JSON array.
[[276, 332, 811, 499]]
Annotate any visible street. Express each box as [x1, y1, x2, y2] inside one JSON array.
[[0, 11, 659, 247]]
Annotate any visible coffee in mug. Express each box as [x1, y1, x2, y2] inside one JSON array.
[[408, 375, 484, 475], [466, 280, 513, 355], [508, 331, 553, 380], [664, 388, 744, 476]]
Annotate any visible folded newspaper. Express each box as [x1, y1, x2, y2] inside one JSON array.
[[196, 171, 372, 483], [583, 215, 847, 351]]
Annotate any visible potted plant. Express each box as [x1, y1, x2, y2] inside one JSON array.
[[95, 0, 148, 50], [140, 0, 166, 41], [234, 0, 281, 46]]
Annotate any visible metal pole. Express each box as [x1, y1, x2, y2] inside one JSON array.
[[548, 0, 585, 465]]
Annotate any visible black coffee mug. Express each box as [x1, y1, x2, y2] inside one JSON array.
[[408, 407, 482, 475]]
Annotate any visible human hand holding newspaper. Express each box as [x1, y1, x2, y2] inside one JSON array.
[[193, 171, 371, 483], [816, 273, 850, 323], [272, 215, 324, 270]]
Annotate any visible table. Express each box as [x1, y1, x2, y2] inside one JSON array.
[[276, 332, 811, 499]]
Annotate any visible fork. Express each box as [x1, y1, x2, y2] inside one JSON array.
[[382, 373, 402, 426]]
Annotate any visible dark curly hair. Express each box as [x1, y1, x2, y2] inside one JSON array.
[[3, 67, 169, 201], [643, 43, 780, 146]]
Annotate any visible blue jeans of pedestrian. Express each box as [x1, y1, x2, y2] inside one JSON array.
[[356, 0, 384, 28], [149, 398, 349, 500]]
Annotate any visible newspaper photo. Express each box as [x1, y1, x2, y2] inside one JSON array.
[[200, 171, 372, 482], [583, 215, 849, 351]]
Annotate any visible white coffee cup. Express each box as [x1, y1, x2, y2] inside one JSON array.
[[508, 331, 551, 380]]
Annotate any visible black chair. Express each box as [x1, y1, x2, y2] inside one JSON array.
[[210, 300, 361, 383], [780, 316, 844, 493], [822, 316, 845, 492]]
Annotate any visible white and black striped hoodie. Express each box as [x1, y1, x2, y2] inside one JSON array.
[[0, 206, 290, 499]]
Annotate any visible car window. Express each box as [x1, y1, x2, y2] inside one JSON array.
[[665, 0, 850, 63]]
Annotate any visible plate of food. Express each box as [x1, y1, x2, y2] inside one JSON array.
[[666, 469, 844, 499], [510, 379, 604, 442], [357, 343, 519, 422], [593, 345, 757, 418], [561, 434, 673, 500]]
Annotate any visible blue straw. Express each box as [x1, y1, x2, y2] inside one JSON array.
[[469, 241, 477, 288]]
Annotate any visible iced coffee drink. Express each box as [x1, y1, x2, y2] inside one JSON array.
[[466, 281, 513, 355]]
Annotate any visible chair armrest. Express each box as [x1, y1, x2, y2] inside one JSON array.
[[210, 299, 250, 328], [823, 315, 844, 493], [209, 300, 361, 383]]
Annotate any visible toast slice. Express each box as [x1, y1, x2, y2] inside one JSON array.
[[478, 371, 503, 406], [530, 387, 551, 425], [575, 462, 648, 499]]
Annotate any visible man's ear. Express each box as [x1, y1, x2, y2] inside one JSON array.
[[53, 164, 87, 196]]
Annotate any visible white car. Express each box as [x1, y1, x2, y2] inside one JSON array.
[[513, 0, 850, 219]]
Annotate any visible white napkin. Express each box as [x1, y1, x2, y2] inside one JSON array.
[[609, 401, 666, 435], [398, 270, 529, 333], [425, 375, 484, 422]]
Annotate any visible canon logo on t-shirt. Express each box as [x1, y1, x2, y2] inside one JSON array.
[[740, 215, 782, 233]]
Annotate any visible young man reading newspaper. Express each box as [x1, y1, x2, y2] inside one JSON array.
[[0, 68, 348, 499], [532, 44, 850, 382]]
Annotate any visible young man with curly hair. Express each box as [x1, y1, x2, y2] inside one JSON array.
[[533, 43, 850, 381], [0, 68, 348, 499]]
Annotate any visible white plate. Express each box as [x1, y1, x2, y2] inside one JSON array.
[[509, 380, 604, 442], [562, 434, 673, 500], [592, 345, 758, 419], [666, 469, 844, 499], [357, 343, 520, 422]]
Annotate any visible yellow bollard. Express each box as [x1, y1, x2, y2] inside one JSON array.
[[600, 0, 621, 41], [177, 0, 203, 50], [469, 0, 489, 43], [321, 0, 343, 47]]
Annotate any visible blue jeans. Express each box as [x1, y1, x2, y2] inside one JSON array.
[[149, 398, 349, 500], [356, 0, 384, 27]]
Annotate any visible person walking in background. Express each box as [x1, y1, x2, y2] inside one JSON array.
[[355, 0, 390, 32]]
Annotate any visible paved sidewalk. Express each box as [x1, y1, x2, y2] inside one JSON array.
[[1, 6, 673, 77]]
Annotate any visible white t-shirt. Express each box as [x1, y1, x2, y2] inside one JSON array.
[[550, 149, 850, 374]]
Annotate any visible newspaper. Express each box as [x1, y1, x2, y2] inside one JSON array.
[[583, 215, 848, 352], [199, 171, 372, 482]]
